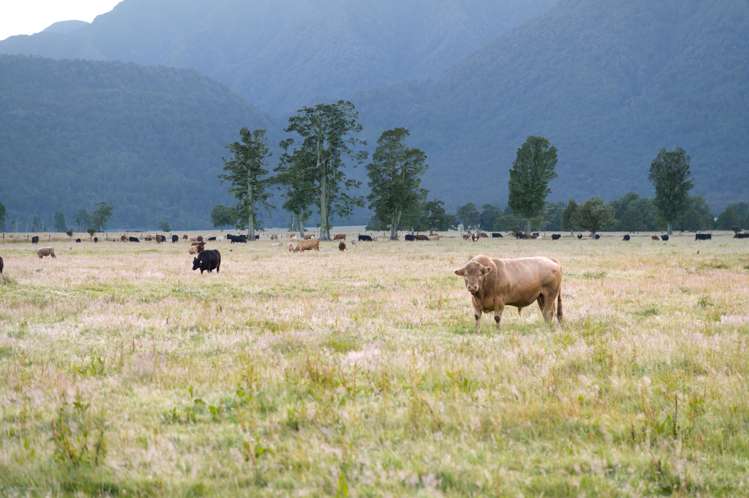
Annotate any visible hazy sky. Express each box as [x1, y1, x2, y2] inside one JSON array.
[[0, 0, 122, 41]]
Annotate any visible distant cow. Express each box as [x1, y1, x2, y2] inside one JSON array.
[[334, 234, 346, 241], [577, 234, 583, 240], [93, 237, 99, 243], [227, 234, 248, 244], [416, 235, 430, 241], [270, 234, 279, 241], [735, 233, 749, 239], [623, 235, 631, 241], [193, 249, 221, 274], [304, 234, 315, 240], [37, 247, 56, 259], [661, 235, 669, 241], [514, 232, 530, 240], [531, 232, 540, 239], [358, 235, 374, 242], [172, 235, 179, 243], [31, 236, 39, 244], [651, 235, 660, 241], [339, 241, 347, 252], [695, 233, 712, 241], [144, 237, 153, 242], [182, 235, 189, 240], [65, 230, 73, 237], [120, 235, 128, 242], [296, 239, 320, 252], [208, 237, 217, 241], [463, 234, 471, 241], [492, 233, 503, 239], [478, 232, 489, 239], [189, 242, 205, 255], [0, 256, 3, 274], [552, 234, 562, 240], [454, 255, 563, 332], [405, 234, 416, 241], [155, 235, 167, 243], [594, 234, 601, 240], [75, 239, 82, 243], [129, 237, 140, 243]]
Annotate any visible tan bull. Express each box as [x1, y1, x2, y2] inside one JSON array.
[[37, 247, 56, 259], [454, 255, 562, 332]]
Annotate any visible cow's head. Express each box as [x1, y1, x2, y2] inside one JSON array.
[[454, 260, 492, 295], [192, 256, 201, 271]]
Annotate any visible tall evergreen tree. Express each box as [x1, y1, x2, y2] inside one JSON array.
[[53, 211, 67, 233], [649, 147, 693, 235], [367, 128, 428, 240], [508, 136, 558, 233], [280, 101, 367, 241], [221, 128, 272, 242]]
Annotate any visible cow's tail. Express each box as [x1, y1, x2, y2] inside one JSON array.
[[557, 287, 563, 323]]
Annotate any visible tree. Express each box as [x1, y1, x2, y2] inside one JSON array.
[[562, 200, 579, 233], [576, 198, 615, 235], [716, 202, 749, 231], [367, 128, 428, 240], [422, 200, 454, 231], [541, 202, 565, 231], [54, 211, 67, 233], [479, 204, 501, 231], [649, 148, 693, 235], [0, 201, 5, 232], [508, 136, 558, 233], [31, 215, 42, 232], [211, 205, 239, 229], [456, 203, 480, 229], [74, 210, 91, 231], [90, 203, 113, 232], [279, 101, 367, 241], [675, 196, 713, 232], [221, 128, 272, 242], [610, 193, 658, 232]]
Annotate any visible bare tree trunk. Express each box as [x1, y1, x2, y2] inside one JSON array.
[[390, 210, 401, 240], [667, 222, 673, 236], [317, 135, 331, 241], [247, 174, 255, 242]]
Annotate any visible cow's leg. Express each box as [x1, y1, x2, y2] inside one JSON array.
[[494, 301, 505, 330], [539, 292, 554, 324], [472, 299, 482, 333]]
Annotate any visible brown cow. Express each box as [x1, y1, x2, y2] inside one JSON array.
[[454, 255, 562, 332], [297, 239, 320, 252], [37, 247, 56, 259], [189, 242, 205, 255], [339, 241, 347, 251], [334, 234, 346, 241]]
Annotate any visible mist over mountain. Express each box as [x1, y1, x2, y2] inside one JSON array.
[[358, 0, 749, 209], [0, 0, 558, 114], [0, 55, 269, 229]]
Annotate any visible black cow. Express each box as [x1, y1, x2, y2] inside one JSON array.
[[31, 236, 39, 244], [623, 235, 631, 241], [193, 250, 221, 274], [358, 235, 374, 242], [227, 234, 248, 244], [695, 233, 712, 241], [594, 234, 601, 240], [75, 239, 82, 243], [492, 233, 503, 239], [93, 237, 99, 243], [129, 237, 140, 243], [661, 235, 670, 241], [405, 234, 416, 241], [208, 237, 217, 241], [577, 234, 584, 240], [552, 234, 562, 240], [0, 256, 3, 274], [66, 230, 73, 237], [735, 233, 749, 239], [172, 235, 179, 243]]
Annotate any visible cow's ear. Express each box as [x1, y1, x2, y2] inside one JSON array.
[[454, 267, 466, 276], [480, 265, 491, 276]]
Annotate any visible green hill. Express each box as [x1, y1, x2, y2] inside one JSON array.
[[0, 55, 270, 228], [358, 0, 749, 209]]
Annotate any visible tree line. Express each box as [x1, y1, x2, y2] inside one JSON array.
[[212, 101, 746, 240]]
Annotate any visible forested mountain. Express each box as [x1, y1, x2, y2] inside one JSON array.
[[0, 0, 558, 114], [358, 0, 749, 209], [0, 55, 269, 228]]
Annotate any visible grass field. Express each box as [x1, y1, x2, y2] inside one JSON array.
[[1, 233, 748, 497]]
